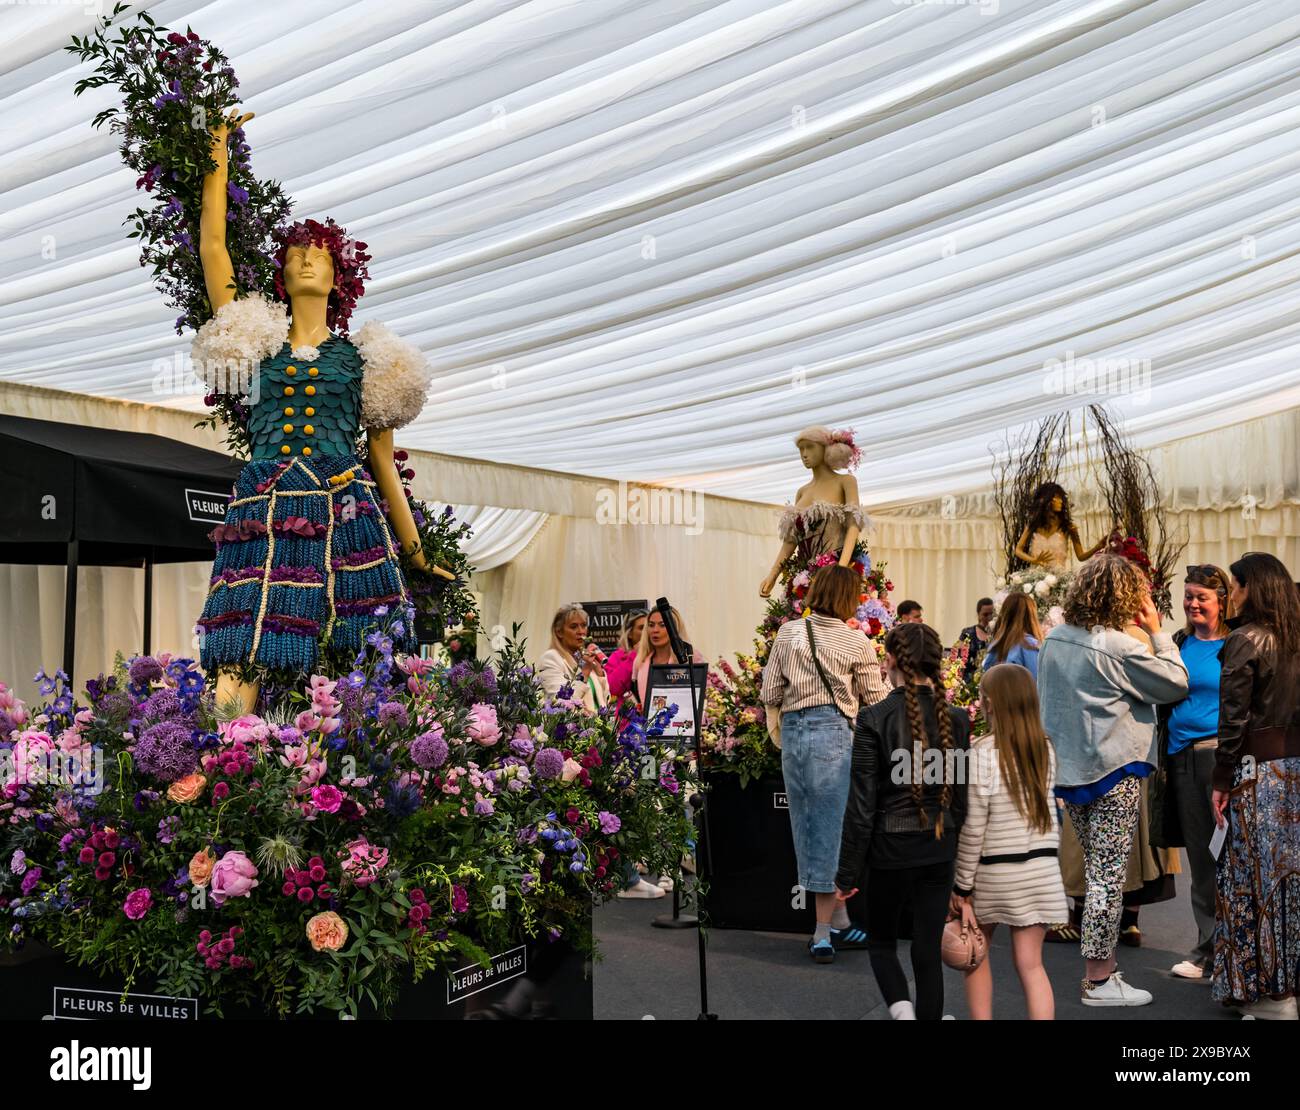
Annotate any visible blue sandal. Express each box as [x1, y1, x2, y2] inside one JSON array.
[[808, 937, 835, 964], [829, 924, 869, 950]]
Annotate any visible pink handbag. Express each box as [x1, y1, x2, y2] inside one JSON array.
[[941, 913, 988, 971]]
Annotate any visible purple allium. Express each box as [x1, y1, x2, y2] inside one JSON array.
[[533, 747, 564, 780], [137, 687, 184, 725], [409, 729, 449, 770], [134, 720, 199, 783], [377, 702, 409, 730], [129, 657, 165, 686]]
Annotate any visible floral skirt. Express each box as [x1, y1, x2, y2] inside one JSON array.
[[1213, 756, 1300, 1004], [197, 454, 415, 677]]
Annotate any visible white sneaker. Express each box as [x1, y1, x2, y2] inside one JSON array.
[[1237, 996, 1299, 1020], [1170, 959, 1208, 980], [1081, 972, 1153, 1007], [617, 879, 666, 900]]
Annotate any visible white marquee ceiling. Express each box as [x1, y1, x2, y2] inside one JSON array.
[[2, 0, 1298, 508]]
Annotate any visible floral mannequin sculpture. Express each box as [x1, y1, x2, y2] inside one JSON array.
[[193, 112, 450, 713], [760, 427, 868, 598], [1013, 482, 1108, 572]]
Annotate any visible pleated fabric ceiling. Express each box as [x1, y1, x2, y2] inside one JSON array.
[[3, 0, 1298, 507]]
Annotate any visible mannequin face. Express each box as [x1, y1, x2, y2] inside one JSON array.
[[559, 612, 588, 653], [283, 244, 335, 302], [1050, 494, 1064, 513], [797, 440, 825, 470]]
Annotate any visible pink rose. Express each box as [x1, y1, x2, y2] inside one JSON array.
[[123, 888, 152, 920], [210, 851, 259, 905], [305, 910, 348, 952], [561, 758, 583, 783], [310, 785, 343, 813], [466, 703, 500, 747]]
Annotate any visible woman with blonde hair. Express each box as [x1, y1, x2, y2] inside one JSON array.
[[952, 664, 1068, 1019], [536, 603, 610, 714], [632, 605, 696, 710], [982, 591, 1044, 679], [1037, 554, 1188, 1007]]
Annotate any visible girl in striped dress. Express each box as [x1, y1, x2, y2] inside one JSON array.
[[952, 663, 1069, 1019]]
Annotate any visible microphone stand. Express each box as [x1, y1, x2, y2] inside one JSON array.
[[648, 598, 716, 1020]]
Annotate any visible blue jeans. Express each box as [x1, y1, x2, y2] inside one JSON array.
[[781, 704, 853, 894]]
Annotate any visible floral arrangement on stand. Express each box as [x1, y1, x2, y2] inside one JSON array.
[[0, 625, 693, 1018], [993, 566, 1071, 631], [940, 642, 987, 737], [702, 542, 897, 782], [1105, 530, 1171, 616], [68, 7, 292, 459]]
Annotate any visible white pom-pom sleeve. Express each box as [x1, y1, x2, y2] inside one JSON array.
[[356, 321, 433, 430], [189, 294, 289, 396]]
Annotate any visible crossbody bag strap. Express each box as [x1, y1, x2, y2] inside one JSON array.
[[804, 616, 841, 710]]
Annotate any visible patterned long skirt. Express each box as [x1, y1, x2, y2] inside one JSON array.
[[1212, 756, 1300, 1004], [197, 454, 416, 677]]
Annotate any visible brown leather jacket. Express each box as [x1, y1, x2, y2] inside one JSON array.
[[1214, 615, 1300, 791]]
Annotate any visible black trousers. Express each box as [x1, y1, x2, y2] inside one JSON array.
[[866, 858, 955, 1021]]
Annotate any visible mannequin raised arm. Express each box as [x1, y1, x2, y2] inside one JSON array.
[[198, 112, 253, 314]]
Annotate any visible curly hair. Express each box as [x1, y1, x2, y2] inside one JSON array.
[[273, 217, 372, 335], [884, 622, 953, 839], [1062, 553, 1148, 630]]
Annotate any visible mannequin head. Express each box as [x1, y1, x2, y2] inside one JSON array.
[[1028, 482, 1072, 534], [793, 426, 859, 472], [273, 217, 372, 334]]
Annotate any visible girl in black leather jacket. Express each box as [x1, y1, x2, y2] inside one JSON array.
[[835, 622, 970, 1020]]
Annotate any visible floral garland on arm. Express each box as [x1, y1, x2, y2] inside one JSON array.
[[68, 7, 292, 459]]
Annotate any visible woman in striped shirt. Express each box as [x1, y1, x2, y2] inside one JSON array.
[[952, 662, 1068, 1019], [761, 565, 888, 962]]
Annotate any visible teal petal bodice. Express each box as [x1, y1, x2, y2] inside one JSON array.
[[248, 336, 364, 460]]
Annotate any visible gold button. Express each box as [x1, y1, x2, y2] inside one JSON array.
[[286, 366, 297, 376], [304, 425, 314, 436], [305, 385, 316, 396], [283, 406, 295, 416], [283, 386, 295, 396], [302, 447, 312, 457], [280, 445, 291, 455], [305, 407, 315, 416], [283, 423, 294, 434], [308, 367, 319, 377]]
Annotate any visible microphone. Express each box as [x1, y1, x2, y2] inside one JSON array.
[[654, 597, 690, 664]]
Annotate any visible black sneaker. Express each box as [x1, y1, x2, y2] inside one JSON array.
[[808, 937, 835, 964], [829, 924, 869, 950]]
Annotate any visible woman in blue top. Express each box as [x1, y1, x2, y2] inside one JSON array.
[[982, 591, 1042, 680], [1153, 566, 1231, 980]]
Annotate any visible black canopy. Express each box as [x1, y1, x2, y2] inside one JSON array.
[[0, 414, 242, 680]]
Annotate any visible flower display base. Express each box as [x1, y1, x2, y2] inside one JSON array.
[[0, 926, 593, 1021], [700, 772, 877, 934]]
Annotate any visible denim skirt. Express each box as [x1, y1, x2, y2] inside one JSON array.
[[781, 703, 853, 894]]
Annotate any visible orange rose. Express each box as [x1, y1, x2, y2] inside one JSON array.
[[167, 772, 207, 804], [188, 847, 216, 888], [306, 910, 349, 952]]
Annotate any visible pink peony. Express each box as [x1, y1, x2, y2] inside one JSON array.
[[339, 837, 389, 888], [466, 702, 500, 746], [210, 851, 259, 905], [123, 888, 152, 920], [221, 714, 271, 748], [310, 785, 343, 813]]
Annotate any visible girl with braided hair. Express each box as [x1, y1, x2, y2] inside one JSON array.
[[835, 622, 971, 1020]]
